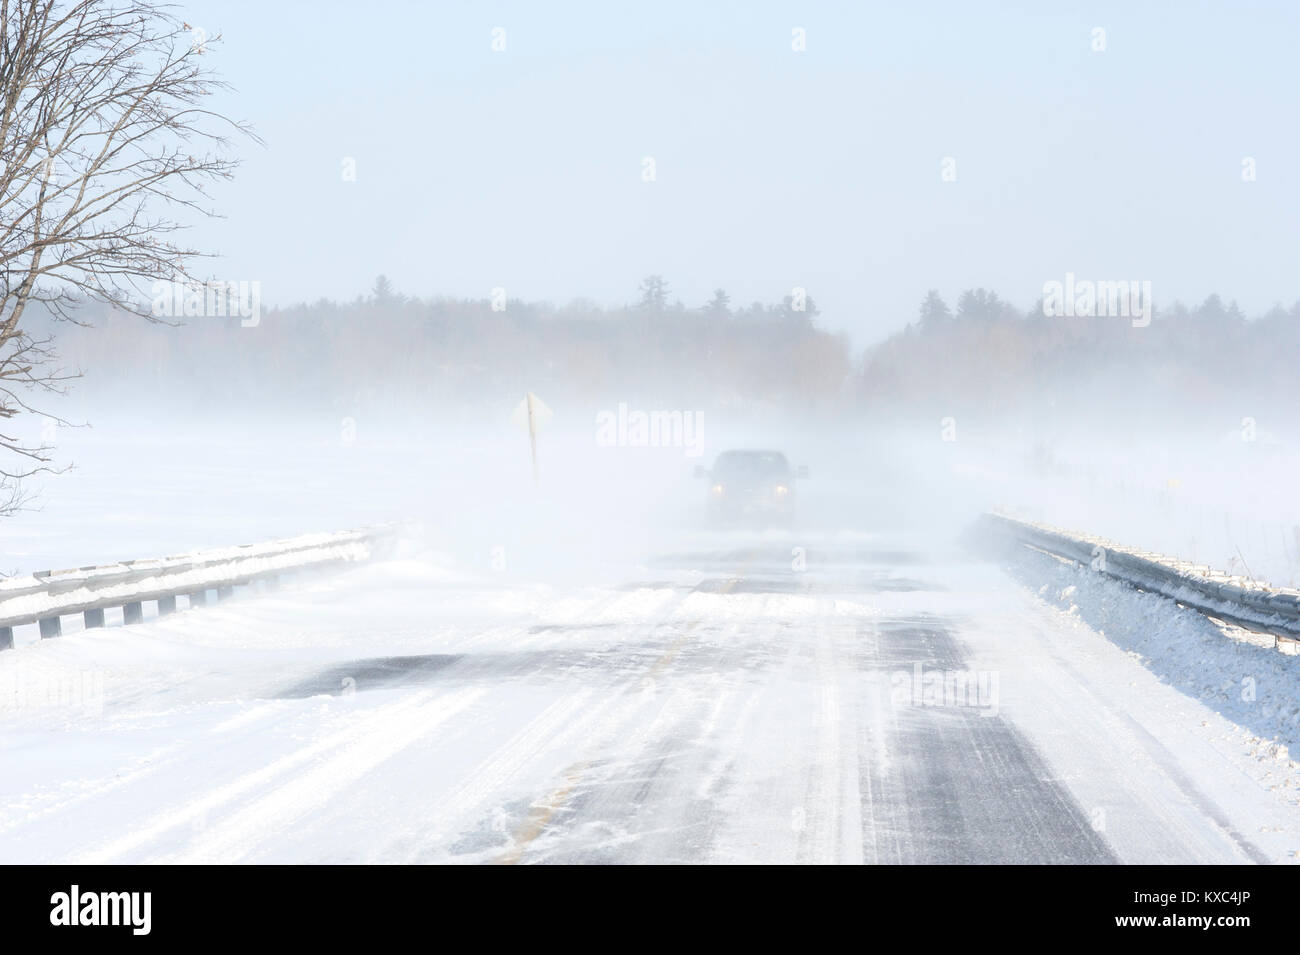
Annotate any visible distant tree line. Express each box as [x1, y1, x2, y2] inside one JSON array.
[[860, 288, 1300, 432], [30, 275, 850, 416], [25, 277, 1300, 434]]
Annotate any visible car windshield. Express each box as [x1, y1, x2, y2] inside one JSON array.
[[713, 451, 790, 477]]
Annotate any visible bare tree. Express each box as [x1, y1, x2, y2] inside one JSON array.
[[0, 0, 253, 510]]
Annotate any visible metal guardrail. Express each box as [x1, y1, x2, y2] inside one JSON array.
[[983, 512, 1300, 646], [0, 525, 397, 650]]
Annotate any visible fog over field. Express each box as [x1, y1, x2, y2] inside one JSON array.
[[7, 2, 1300, 586], [8, 282, 1300, 592]]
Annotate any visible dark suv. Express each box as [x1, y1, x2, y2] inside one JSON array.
[[695, 449, 807, 525]]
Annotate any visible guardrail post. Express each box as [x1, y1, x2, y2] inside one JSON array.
[[39, 617, 62, 638], [158, 595, 177, 615], [123, 602, 143, 625], [84, 608, 105, 629], [216, 585, 234, 601], [0, 626, 12, 650], [188, 590, 207, 608]]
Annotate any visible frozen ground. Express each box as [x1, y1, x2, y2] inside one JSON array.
[[1, 417, 1298, 863], [938, 428, 1300, 589], [2, 526, 1298, 863]]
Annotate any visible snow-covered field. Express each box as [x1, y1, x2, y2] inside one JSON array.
[[1, 418, 1298, 863], [941, 428, 1300, 589]]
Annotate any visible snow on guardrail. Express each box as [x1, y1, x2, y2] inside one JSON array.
[[982, 512, 1300, 649], [0, 525, 398, 649]]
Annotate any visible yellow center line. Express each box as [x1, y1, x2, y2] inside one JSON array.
[[645, 546, 762, 676], [497, 760, 591, 865], [496, 545, 765, 864]]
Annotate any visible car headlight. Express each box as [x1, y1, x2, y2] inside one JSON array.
[[774, 484, 789, 495], [711, 483, 725, 495]]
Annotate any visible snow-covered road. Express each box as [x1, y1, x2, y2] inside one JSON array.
[[2, 528, 1296, 864]]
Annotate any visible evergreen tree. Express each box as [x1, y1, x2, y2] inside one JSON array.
[[371, 274, 399, 306], [705, 288, 731, 317], [638, 275, 670, 313], [917, 290, 952, 330]]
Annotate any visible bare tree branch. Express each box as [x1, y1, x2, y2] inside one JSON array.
[[0, 0, 254, 513]]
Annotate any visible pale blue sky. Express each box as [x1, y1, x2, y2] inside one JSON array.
[[182, 0, 1300, 344]]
